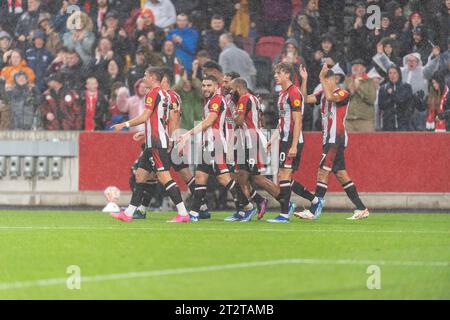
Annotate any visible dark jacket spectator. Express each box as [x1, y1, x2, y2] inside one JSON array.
[[0, 31, 13, 70], [161, 40, 183, 84], [261, 0, 292, 36], [0, 79, 11, 130], [14, 0, 43, 43], [39, 73, 82, 130], [199, 14, 227, 62], [58, 50, 88, 91], [99, 10, 133, 61], [289, 1, 321, 58], [0, 72, 41, 130], [410, 26, 433, 65], [26, 31, 54, 92], [435, 0, 450, 50], [385, 0, 407, 33], [0, 0, 24, 35], [379, 65, 414, 131], [166, 13, 199, 75], [133, 8, 166, 52], [127, 47, 148, 95], [79, 77, 109, 131], [367, 13, 399, 57], [349, 2, 369, 62]]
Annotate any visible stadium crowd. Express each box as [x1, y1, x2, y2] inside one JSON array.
[[0, 0, 449, 132]]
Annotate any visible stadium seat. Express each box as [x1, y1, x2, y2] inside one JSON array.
[[255, 36, 285, 61], [252, 55, 273, 95]]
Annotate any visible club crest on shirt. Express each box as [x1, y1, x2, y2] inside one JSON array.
[[146, 97, 153, 105], [293, 99, 301, 107], [238, 103, 244, 112], [211, 103, 219, 111]]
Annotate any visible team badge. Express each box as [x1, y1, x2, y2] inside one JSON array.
[[238, 103, 244, 112], [146, 97, 153, 105], [338, 90, 345, 97], [293, 99, 301, 107], [211, 103, 219, 111]]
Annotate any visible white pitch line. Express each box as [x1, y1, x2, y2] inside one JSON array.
[[0, 258, 448, 291], [0, 225, 449, 235]]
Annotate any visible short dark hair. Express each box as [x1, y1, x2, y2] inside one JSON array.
[[197, 50, 210, 58], [203, 61, 222, 73], [161, 67, 174, 84], [232, 77, 248, 89], [203, 75, 219, 84], [211, 14, 224, 21], [324, 70, 335, 79], [225, 71, 240, 80], [145, 67, 164, 82]]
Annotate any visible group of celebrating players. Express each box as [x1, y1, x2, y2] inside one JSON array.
[[111, 60, 370, 223]]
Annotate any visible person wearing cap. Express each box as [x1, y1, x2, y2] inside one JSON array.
[[134, 7, 166, 52], [0, 31, 13, 70], [39, 72, 82, 130], [0, 70, 41, 130], [26, 30, 54, 92], [411, 26, 433, 65], [144, 0, 177, 29], [37, 12, 62, 56], [343, 59, 377, 132]]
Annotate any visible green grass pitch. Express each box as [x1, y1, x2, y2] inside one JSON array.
[[0, 210, 449, 300]]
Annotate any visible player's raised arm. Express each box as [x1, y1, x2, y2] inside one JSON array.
[[299, 65, 317, 104], [320, 64, 342, 102]]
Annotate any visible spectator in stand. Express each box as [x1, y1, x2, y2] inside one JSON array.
[[0, 31, 13, 70], [0, 71, 41, 130], [367, 13, 399, 57], [15, 0, 43, 47], [426, 73, 450, 132], [410, 26, 433, 65], [127, 46, 148, 95], [289, 0, 321, 55], [166, 13, 199, 76], [89, 0, 110, 33], [0, 0, 25, 35], [173, 66, 203, 130], [436, 0, 450, 51], [200, 14, 226, 62], [37, 12, 62, 56], [192, 50, 210, 81], [372, 39, 402, 78], [274, 38, 306, 88], [39, 72, 82, 130], [80, 77, 109, 131], [378, 65, 413, 131], [399, 11, 432, 58], [218, 33, 256, 90], [1, 49, 36, 88], [367, 67, 384, 131], [134, 8, 166, 52], [344, 59, 377, 132], [26, 30, 54, 92], [0, 82, 11, 129], [90, 37, 115, 76], [46, 46, 69, 78], [100, 10, 132, 63], [386, 1, 406, 34], [54, 0, 83, 35], [349, 2, 369, 63], [116, 78, 148, 132], [261, 0, 292, 37], [62, 10, 95, 64], [144, 0, 176, 30], [58, 49, 87, 91], [438, 36, 450, 87], [104, 81, 128, 131], [161, 40, 183, 85], [99, 58, 124, 97]]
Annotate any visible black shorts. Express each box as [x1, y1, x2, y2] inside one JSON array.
[[237, 143, 267, 176], [196, 149, 230, 176], [137, 148, 171, 172], [279, 141, 303, 171], [320, 143, 346, 173]]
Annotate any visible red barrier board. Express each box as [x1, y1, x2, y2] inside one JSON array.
[[79, 132, 450, 192]]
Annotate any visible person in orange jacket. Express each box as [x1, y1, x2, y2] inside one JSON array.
[[1, 49, 36, 88]]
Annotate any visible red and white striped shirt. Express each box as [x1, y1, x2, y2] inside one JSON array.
[[277, 84, 304, 143], [203, 94, 227, 152], [144, 87, 170, 148], [236, 93, 267, 149], [314, 87, 350, 146]]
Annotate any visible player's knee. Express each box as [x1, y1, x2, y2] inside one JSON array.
[[135, 170, 149, 183]]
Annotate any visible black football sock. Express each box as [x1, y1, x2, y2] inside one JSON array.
[[315, 181, 328, 198], [141, 180, 158, 208], [164, 180, 183, 206], [343, 181, 366, 210], [191, 184, 207, 214], [226, 180, 250, 210], [291, 181, 316, 202], [278, 180, 291, 215], [186, 176, 196, 195], [249, 189, 264, 205], [130, 183, 145, 207]]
